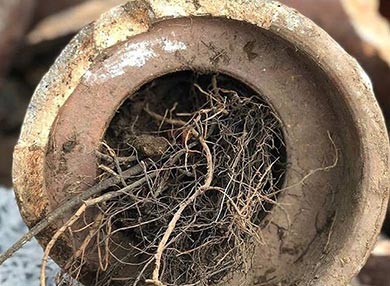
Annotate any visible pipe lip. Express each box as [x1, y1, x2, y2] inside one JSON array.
[[12, 1, 389, 285]]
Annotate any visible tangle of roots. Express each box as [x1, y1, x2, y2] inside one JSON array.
[[59, 73, 286, 286]]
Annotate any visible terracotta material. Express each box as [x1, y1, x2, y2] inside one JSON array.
[[358, 237, 390, 286], [13, 1, 389, 285], [280, 0, 390, 127]]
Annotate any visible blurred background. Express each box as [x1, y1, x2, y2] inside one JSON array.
[[0, 0, 389, 285]]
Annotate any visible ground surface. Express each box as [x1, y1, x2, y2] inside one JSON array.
[[0, 187, 58, 286]]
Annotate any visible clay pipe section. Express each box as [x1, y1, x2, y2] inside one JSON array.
[[280, 0, 390, 126], [12, 1, 389, 285]]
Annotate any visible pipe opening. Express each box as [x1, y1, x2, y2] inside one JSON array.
[[96, 70, 287, 284]]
